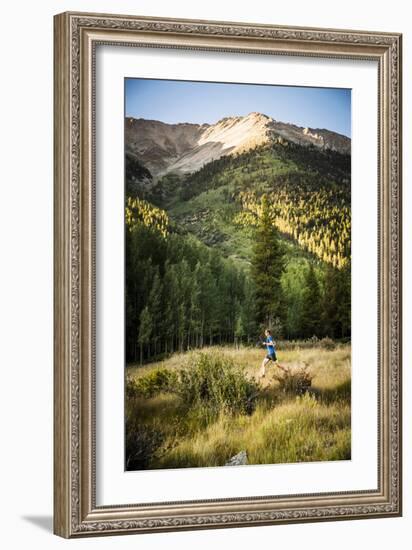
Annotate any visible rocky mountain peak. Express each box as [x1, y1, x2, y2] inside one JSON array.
[[125, 112, 350, 178]]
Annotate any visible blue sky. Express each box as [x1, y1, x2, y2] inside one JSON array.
[[125, 79, 351, 138]]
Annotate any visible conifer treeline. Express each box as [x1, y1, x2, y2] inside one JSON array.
[[125, 200, 255, 363], [125, 198, 350, 364], [235, 183, 350, 269]]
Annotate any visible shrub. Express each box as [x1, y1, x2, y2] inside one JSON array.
[[319, 337, 336, 351], [176, 351, 259, 417], [127, 367, 178, 399], [125, 375, 138, 400], [273, 364, 314, 395], [125, 418, 164, 470]]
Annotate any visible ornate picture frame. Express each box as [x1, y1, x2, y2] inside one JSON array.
[[53, 11, 402, 538]]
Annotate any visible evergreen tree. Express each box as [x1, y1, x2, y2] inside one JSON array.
[[322, 265, 340, 338], [176, 260, 191, 352], [189, 262, 202, 348], [138, 306, 152, 365], [337, 264, 351, 338], [281, 261, 306, 339], [241, 278, 258, 343], [251, 195, 286, 331], [234, 313, 245, 348], [301, 263, 322, 338], [147, 269, 162, 356], [162, 262, 179, 353]]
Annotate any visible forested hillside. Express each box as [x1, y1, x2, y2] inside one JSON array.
[[125, 131, 351, 364]]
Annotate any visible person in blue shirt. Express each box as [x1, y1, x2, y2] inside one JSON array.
[[259, 329, 278, 378]]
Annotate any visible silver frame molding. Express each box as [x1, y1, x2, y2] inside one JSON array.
[[53, 11, 402, 538]]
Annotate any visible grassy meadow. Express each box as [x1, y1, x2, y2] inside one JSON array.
[[125, 342, 351, 470]]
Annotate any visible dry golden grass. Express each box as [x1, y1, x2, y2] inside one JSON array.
[[126, 344, 351, 470]]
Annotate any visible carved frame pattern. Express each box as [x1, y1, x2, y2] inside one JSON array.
[[53, 11, 402, 538]]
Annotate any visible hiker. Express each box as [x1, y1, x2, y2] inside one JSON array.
[[259, 329, 284, 378]]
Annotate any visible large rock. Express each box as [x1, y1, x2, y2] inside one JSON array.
[[225, 450, 248, 466]]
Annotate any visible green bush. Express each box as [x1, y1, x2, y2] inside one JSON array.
[[176, 351, 258, 417], [273, 365, 314, 395], [128, 367, 178, 399], [125, 375, 138, 400]]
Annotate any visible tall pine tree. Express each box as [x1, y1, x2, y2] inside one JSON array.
[[138, 306, 152, 365], [322, 264, 339, 338], [147, 269, 162, 356], [251, 195, 286, 333], [301, 263, 322, 338]]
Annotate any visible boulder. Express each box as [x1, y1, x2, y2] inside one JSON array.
[[225, 450, 248, 466]]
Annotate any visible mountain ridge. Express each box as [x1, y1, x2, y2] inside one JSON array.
[[126, 112, 351, 178]]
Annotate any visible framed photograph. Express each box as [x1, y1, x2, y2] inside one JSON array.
[[53, 11, 402, 538]]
